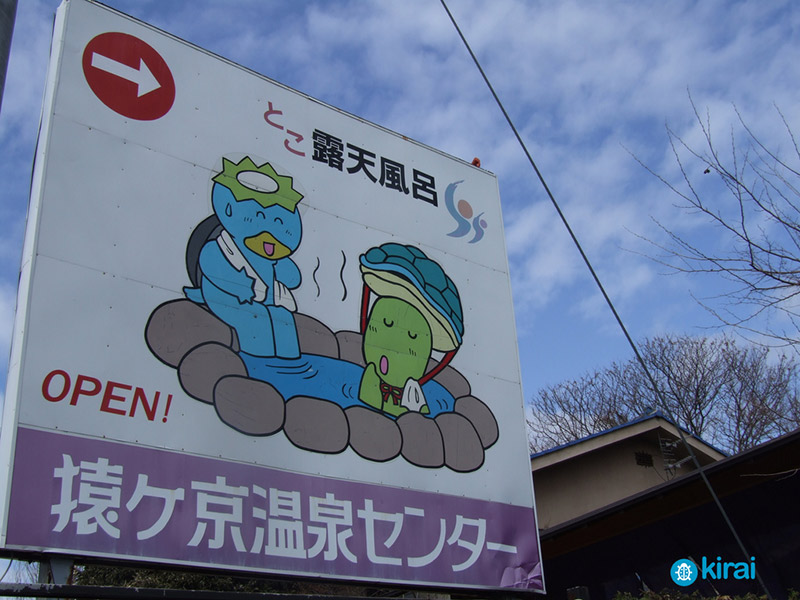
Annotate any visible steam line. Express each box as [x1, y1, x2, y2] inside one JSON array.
[[312, 257, 321, 298], [340, 250, 348, 301]]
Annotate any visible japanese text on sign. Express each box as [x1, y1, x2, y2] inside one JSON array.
[[51, 453, 516, 572], [264, 101, 439, 206]]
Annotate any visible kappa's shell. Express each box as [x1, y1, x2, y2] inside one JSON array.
[[360, 243, 463, 352]]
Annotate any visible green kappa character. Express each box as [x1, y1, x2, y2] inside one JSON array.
[[357, 243, 464, 417]]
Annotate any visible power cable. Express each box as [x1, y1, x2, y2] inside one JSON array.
[[438, 1, 773, 597], [0, 559, 13, 583]]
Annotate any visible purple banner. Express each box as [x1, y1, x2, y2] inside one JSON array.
[[6, 427, 542, 591]]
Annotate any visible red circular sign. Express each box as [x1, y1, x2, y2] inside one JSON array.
[[82, 32, 175, 121]]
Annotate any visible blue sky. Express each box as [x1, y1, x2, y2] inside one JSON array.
[[2, 0, 800, 417]]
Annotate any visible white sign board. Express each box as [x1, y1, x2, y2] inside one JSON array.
[[0, 0, 543, 592]]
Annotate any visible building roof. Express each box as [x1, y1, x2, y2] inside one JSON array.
[[541, 425, 800, 543], [530, 410, 726, 470], [538, 426, 800, 598]]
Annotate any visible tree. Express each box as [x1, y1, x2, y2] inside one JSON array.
[[636, 97, 800, 349], [69, 562, 391, 597], [527, 334, 800, 455]]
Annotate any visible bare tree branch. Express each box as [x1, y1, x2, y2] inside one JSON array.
[[528, 334, 800, 454], [630, 95, 800, 348]]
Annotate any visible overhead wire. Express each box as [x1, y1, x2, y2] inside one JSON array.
[[0, 560, 12, 583], [437, 1, 773, 598]]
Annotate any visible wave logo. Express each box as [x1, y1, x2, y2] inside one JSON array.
[[670, 557, 756, 586], [445, 180, 487, 243], [670, 559, 698, 586]]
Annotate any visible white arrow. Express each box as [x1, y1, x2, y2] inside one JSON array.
[[90, 52, 161, 97]]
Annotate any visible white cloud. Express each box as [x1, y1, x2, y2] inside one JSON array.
[[0, 0, 54, 145], [3, 0, 800, 395]]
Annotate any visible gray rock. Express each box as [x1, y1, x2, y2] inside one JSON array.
[[436, 412, 484, 472], [295, 313, 339, 358], [214, 375, 285, 435], [335, 330, 365, 366], [284, 396, 349, 453], [454, 395, 498, 449], [146, 299, 235, 367], [178, 342, 247, 404], [345, 406, 402, 461], [426, 359, 471, 399], [397, 412, 444, 468]]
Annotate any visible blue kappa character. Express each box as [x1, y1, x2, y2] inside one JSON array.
[[184, 157, 303, 358]]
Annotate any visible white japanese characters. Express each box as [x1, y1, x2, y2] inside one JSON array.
[[51, 453, 517, 573]]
